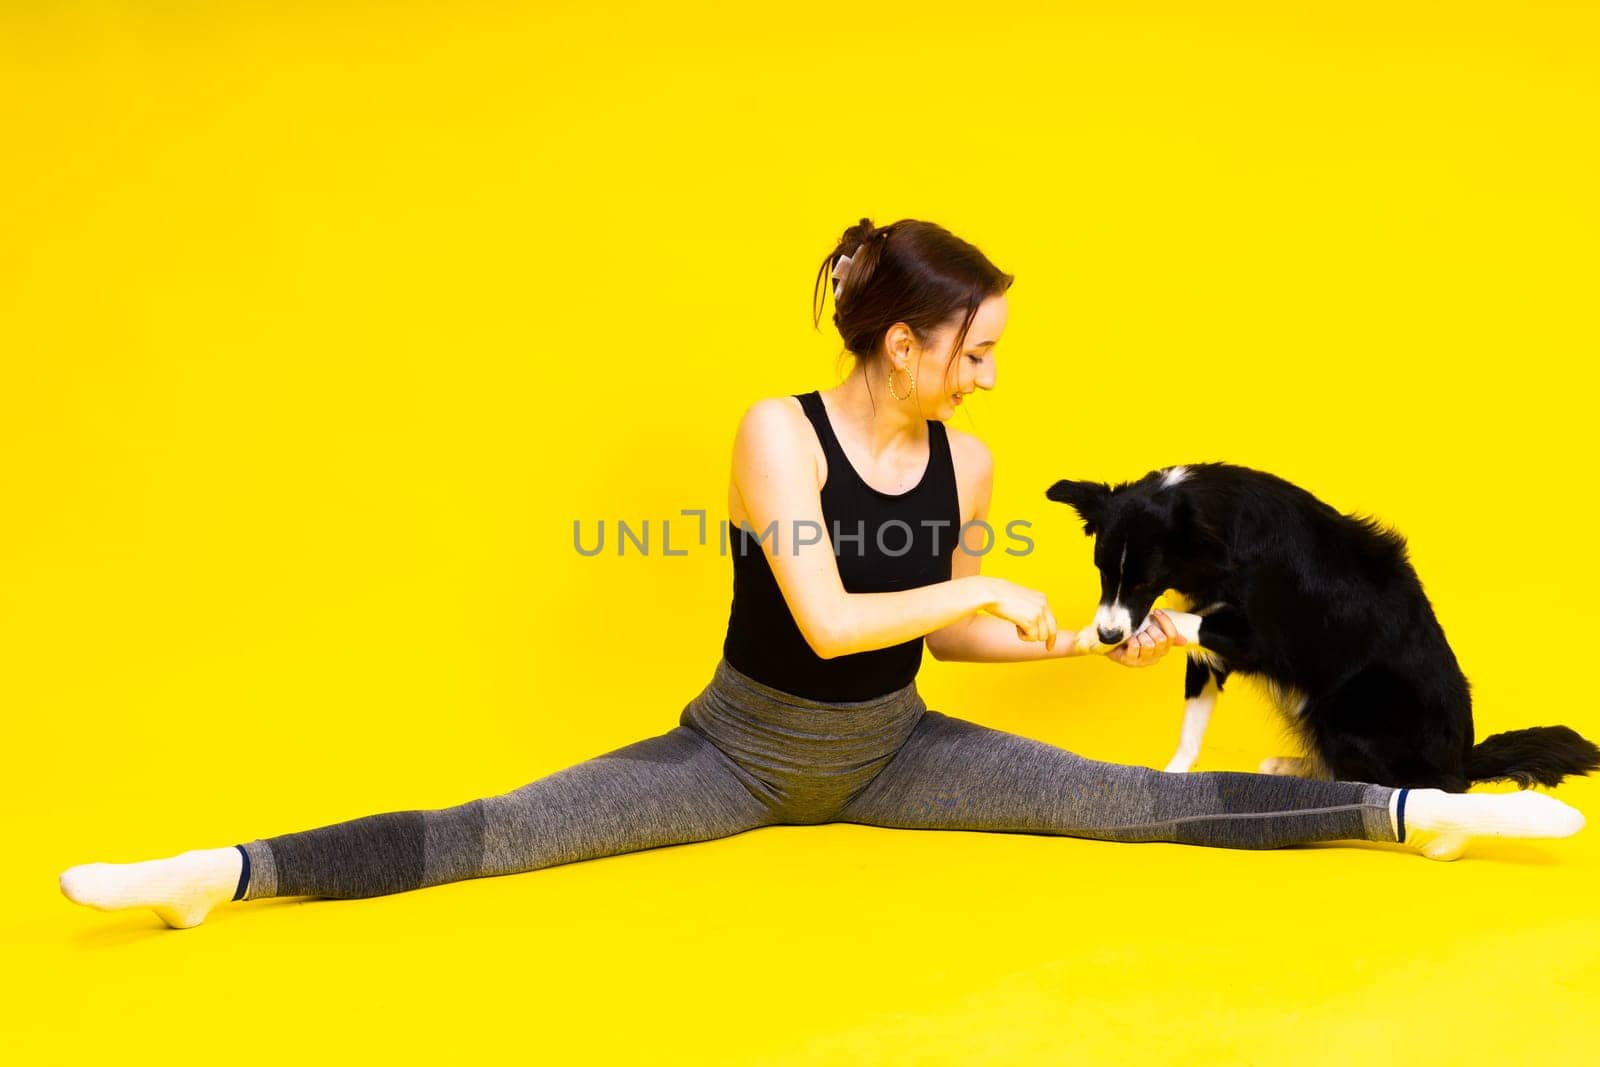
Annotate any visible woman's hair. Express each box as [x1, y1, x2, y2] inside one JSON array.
[[812, 217, 1014, 398]]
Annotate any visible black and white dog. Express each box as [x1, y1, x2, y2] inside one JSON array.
[[1046, 462, 1600, 791]]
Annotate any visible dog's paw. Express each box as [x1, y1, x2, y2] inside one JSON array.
[[1160, 610, 1204, 646], [1163, 754, 1197, 774], [1259, 756, 1311, 777], [1075, 625, 1107, 655]]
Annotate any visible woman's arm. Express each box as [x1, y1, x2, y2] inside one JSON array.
[[933, 606, 1184, 664], [930, 612, 1084, 662], [731, 399, 1019, 659]]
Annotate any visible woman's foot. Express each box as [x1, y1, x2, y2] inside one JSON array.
[[59, 846, 243, 929], [1391, 788, 1586, 861]]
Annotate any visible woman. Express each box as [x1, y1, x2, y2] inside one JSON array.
[[61, 217, 1585, 929]]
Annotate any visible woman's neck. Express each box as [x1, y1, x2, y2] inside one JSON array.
[[821, 364, 927, 458]]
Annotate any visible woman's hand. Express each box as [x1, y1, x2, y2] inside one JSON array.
[[1105, 609, 1187, 667], [976, 577, 1060, 652]]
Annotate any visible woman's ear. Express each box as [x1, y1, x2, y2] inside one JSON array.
[[886, 323, 914, 361], [1045, 479, 1112, 537]]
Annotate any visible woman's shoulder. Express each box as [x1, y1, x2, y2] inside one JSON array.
[[734, 393, 811, 443], [741, 391, 808, 418], [731, 394, 824, 471], [729, 394, 827, 514], [943, 424, 993, 476], [942, 425, 994, 525]]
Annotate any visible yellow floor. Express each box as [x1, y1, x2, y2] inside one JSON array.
[[8, 2, 1600, 1063], [16, 660, 1600, 1065]]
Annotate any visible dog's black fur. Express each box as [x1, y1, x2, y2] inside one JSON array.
[[1047, 462, 1600, 791]]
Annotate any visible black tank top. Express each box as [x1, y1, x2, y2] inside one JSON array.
[[721, 390, 962, 701]]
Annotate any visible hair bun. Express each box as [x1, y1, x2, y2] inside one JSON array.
[[845, 217, 875, 246]]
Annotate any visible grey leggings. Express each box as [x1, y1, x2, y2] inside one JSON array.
[[233, 658, 1399, 900]]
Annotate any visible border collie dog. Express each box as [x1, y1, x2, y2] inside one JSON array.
[[1046, 462, 1600, 791]]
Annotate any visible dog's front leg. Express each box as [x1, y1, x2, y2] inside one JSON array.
[[1165, 655, 1220, 773]]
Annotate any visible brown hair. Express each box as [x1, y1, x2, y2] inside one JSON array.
[[812, 217, 1014, 399]]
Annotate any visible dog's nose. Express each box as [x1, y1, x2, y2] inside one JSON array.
[[1097, 627, 1125, 645]]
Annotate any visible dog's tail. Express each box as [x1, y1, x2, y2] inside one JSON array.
[[1467, 726, 1600, 788]]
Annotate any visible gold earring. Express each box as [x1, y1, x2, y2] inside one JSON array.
[[887, 363, 916, 401]]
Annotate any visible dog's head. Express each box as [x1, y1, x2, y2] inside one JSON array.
[[1045, 465, 1228, 646]]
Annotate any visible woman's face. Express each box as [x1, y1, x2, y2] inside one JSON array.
[[907, 293, 1006, 421]]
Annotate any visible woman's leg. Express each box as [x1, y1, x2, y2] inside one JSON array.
[[834, 708, 1395, 848], [832, 710, 1585, 857], [61, 725, 772, 926], [240, 725, 772, 899]]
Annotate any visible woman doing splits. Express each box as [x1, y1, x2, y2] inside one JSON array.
[[61, 217, 1586, 929]]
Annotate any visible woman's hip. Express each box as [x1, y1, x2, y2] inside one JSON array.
[[677, 657, 927, 821]]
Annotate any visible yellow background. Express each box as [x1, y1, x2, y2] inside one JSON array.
[[6, 1, 1598, 1063]]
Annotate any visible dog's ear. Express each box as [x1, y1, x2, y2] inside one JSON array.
[[1045, 479, 1112, 537]]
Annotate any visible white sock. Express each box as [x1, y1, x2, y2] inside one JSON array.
[[59, 846, 244, 929], [1388, 787, 1587, 861]]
